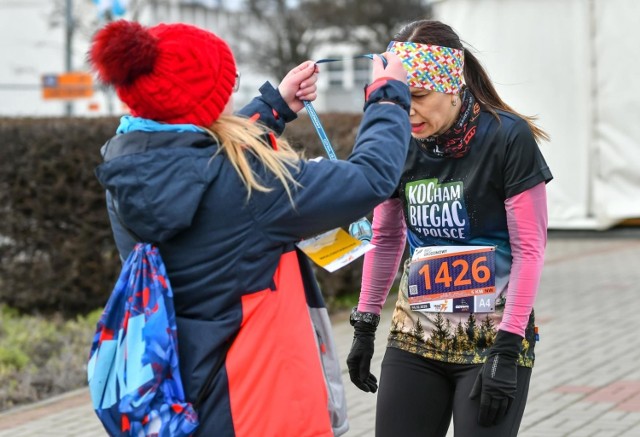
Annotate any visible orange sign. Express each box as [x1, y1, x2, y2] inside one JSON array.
[[42, 72, 94, 100]]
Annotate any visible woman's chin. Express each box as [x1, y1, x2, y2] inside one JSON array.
[[412, 132, 432, 140], [411, 124, 437, 138]]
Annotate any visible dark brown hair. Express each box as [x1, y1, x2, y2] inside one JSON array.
[[394, 20, 549, 142]]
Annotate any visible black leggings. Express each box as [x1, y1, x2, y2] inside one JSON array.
[[376, 347, 532, 437]]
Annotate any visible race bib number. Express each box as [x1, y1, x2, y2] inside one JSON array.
[[408, 246, 496, 313]]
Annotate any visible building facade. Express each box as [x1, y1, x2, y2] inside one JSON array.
[[0, 0, 369, 117]]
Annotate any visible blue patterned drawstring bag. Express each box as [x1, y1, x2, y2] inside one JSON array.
[[87, 243, 198, 436]]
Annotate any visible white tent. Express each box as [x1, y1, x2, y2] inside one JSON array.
[[432, 0, 640, 229]]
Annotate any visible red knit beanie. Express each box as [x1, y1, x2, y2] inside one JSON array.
[[89, 20, 236, 126]]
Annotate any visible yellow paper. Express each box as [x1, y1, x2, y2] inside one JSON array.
[[296, 228, 375, 272]]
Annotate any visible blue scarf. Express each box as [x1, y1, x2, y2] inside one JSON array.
[[116, 115, 204, 134]]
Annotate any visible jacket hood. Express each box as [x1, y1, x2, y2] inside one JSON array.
[[95, 130, 219, 243]]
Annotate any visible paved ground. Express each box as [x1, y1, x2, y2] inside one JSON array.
[[1, 228, 640, 436]]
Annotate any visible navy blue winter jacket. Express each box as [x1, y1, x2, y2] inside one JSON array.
[[95, 80, 410, 436]]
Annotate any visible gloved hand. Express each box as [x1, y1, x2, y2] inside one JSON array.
[[469, 330, 523, 426], [346, 309, 380, 393]]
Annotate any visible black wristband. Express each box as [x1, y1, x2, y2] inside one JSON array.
[[349, 307, 380, 328]]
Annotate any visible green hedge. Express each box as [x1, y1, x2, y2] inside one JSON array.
[[0, 113, 373, 316], [0, 305, 101, 410]]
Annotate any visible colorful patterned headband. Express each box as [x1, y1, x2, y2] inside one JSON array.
[[387, 41, 464, 94]]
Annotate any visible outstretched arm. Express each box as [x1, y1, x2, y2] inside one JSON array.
[[255, 52, 412, 241], [500, 182, 548, 336], [358, 198, 407, 314]]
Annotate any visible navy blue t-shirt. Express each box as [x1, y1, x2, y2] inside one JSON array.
[[387, 109, 552, 366]]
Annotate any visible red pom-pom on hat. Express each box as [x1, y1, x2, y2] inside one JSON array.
[[89, 20, 158, 86], [88, 20, 236, 126]]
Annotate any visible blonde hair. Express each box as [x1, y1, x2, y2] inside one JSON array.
[[202, 115, 301, 201]]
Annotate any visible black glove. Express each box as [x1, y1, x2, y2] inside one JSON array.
[[346, 309, 380, 393], [469, 330, 523, 426]]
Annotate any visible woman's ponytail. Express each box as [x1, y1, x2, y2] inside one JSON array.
[[463, 48, 549, 143], [395, 20, 549, 143]]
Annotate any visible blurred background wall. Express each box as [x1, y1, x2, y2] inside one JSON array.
[[432, 0, 640, 229], [0, 0, 638, 229]]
